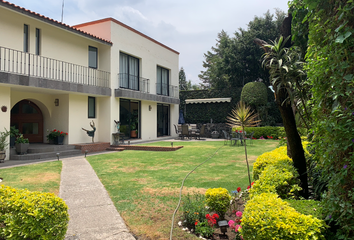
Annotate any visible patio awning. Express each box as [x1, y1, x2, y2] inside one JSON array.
[[185, 98, 231, 104]]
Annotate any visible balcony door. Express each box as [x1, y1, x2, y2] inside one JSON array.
[[11, 100, 43, 143], [119, 53, 139, 90], [157, 66, 169, 96], [157, 104, 170, 137]]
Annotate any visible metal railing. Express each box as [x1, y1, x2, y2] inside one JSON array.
[[156, 83, 179, 98], [0, 46, 110, 88], [118, 73, 150, 93]]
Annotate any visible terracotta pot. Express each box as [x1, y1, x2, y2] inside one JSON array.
[[130, 130, 137, 138]]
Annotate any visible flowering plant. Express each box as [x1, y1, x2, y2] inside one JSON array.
[[228, 211, 243, 240], [46, 129, 68, 140], [206, 213, 219, 227], [15, 134, 29, 144]]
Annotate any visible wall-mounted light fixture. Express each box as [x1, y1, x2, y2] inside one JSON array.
[[149, 105, 152, 111], [54, 99, 59, 106]]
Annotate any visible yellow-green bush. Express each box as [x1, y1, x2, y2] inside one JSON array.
[[241, 193, 327, 240], [0, 185, 69, 239], [205, 188, 231, 217], [250, 161, 302, 199], [252, 146, 292, 180]]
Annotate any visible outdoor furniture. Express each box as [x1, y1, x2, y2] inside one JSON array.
[[188, 124, 199, 139], [174, 124, 182, 139], [222, 130, 231, 145], [181, 124, 190, 139], [244, 131, 254, 145], [230, 132, 242, 146], [195, 124, 205, 140]]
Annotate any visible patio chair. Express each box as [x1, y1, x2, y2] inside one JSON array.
[[195, 124, 205, 140], [181, 124, 190, 139], [174, 124, 182, 139], [222, 130, 231, 145], [230, 132, 242, 146], [244, 131, 254, 145]]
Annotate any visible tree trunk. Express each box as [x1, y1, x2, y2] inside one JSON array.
[[276, 88, 308, 199]]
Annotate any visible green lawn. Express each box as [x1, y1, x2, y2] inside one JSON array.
[[0, 161, 62, 196], [87, 140, 278, 239]]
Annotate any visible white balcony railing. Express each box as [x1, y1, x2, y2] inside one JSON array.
[[0, 46, 110, 88]]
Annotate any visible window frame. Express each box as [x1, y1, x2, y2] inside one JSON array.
[[24, 24, 29, 52], [88, 46, 98, 69], [156, 66, 169, 96], [88, 96, 96, 118], [35, 28, 41, 55]]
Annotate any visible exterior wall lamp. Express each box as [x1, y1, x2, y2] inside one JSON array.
[[54, 99, 59, 106], [149, 105, 152, 111]]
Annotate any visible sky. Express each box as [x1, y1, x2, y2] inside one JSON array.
[[7, 0, 289, 85]]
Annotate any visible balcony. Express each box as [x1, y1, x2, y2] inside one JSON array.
[[0, 46, 111, 95], [156, 83, 179, 98], [118, 73, 149, 93], [115, 74, 179, 105]]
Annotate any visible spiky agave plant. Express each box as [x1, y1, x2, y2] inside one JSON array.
[[226, 101, 260, 186]]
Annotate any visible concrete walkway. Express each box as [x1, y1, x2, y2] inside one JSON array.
[[59, 156, 135, 240]]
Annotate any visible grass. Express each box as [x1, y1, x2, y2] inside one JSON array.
[[0, 161, 62, 195], [87, 140, 278, 239]]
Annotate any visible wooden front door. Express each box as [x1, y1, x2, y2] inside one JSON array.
[[11, 100, 43, 143]]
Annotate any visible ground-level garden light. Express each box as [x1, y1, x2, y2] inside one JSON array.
[[218, 220, 229, 237]]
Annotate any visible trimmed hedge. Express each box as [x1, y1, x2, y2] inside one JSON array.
[[250, 161, 301, 199], [241, 193, 326, 240], [205, 188, 231, 217], [241, 82, 268, 107], [0, 185, 69, 239]]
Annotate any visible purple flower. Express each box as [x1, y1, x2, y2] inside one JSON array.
[[352, 139, 354, 143], [344, 165, 348, 169], [312, 130, 315, 134], [345, 107, 347, 110], [328, 215, 332, 219]]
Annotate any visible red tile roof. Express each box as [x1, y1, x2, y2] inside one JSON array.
[[0, 0, 112, 45]]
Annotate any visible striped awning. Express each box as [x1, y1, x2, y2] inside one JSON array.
[[185, 98, 231, 104]]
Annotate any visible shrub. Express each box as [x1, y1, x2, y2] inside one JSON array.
[[241, 82, 268, 107], [205, 188, 231, 218], [252, 146, 292, 180], [195, 220, 214, 238], [0, 185, 69, 239], [181, 193, 208, 229], [250, 161, 302, 199], [241, 193, 327, 240], [285, 199, 324, 220]]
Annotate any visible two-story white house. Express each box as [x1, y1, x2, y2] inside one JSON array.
[[0, 1, 179, 160]]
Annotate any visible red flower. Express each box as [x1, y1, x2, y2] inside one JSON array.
[[60, 131, 63, 134], [270, 136, 273, 139], [237, 187, 241, 192], [53, 129, 57, 132], [251, 182, 254, 186], [195, 221, 198, 225], [213, 213, 219, 219], [66, 133, 68, 135], [247, 186, 250, 189]]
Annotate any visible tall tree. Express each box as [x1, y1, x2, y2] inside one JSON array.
[[199, 10, 286, 89], [179, 67, 188, 90]]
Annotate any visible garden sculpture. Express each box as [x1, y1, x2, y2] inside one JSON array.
[[114, 120, 120, 132], [82, 121, 96, 143]]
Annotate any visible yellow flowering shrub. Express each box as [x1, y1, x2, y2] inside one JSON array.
[[205, 188, 231, 217], [0, 185, 69, 239], [253, 146, 292, 180], [241, 193, 327, 240]]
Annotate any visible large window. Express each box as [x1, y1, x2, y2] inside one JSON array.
[[119, 99, 140, 139], [88, 97, 96, 118], [88, 46, 98, 69], [119, 52, 139, 90], [157, 66, 169, 96], [24, 24, 29, 52], [35, 28, 41, 55]]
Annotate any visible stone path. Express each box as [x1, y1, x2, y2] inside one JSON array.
[[59, 156, 135, 240]]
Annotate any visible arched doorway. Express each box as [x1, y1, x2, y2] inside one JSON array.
[[11, 100, 43, 143]]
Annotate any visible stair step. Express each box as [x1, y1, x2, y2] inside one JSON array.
[[27, 144, 76, 154]]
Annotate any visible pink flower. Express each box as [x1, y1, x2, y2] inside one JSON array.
[[228, 220, 235, 228], [235, 225, 242, 232], [236, 211, 242, 218]]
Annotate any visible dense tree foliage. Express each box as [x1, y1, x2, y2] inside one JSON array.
[[198, 10, 286, 90], [241, 82, 267, 108], [290, 0, 354, 238], [179, 67, 188, 90]]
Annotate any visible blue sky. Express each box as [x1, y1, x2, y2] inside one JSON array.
[[7, 0, 289, 84]]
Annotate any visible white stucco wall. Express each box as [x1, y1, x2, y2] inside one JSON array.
[[0, 6, 111, 72]]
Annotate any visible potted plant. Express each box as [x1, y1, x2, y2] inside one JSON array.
[[46, 129, 68, 145], [15, 134, 29, 155], [0, 128, 10, 162], [10, 126, 19, 148]]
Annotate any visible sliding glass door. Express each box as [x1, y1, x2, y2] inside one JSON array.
[[119, 99, 140, 139], [157, 104, 170, 137]]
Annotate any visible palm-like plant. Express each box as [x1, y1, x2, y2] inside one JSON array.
[[227, 101, 260, 186], [261, 36, 310, 129]]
